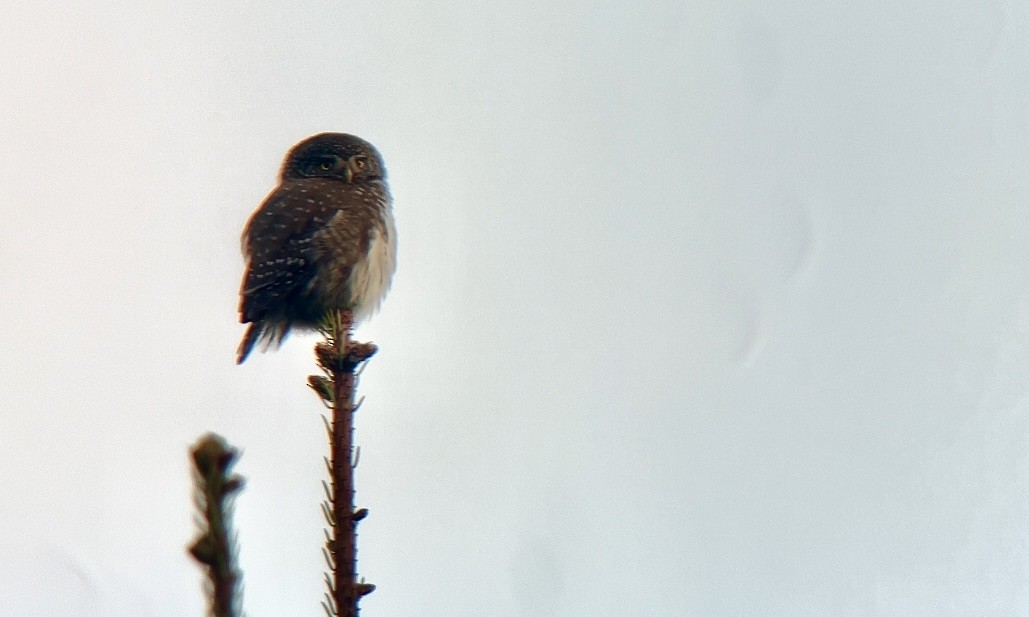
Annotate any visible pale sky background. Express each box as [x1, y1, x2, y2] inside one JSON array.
[[2, 1, 1029, 616]]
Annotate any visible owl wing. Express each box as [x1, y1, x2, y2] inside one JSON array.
[[238, 182, 334, 324]]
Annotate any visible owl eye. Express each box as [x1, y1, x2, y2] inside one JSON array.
[[318, 160, 333, 171], [352, 156, 368, 170]]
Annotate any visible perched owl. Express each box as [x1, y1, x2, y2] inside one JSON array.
[[236, 133, 396, 364]]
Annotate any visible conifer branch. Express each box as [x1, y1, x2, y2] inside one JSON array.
[[311, 310, 377, 617], [188, 433, 245, 617]]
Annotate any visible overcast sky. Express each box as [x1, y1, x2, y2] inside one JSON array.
[[2, 1, 1029, 616]]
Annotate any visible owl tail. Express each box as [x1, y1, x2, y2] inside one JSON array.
[[236, 323, 263, 364]]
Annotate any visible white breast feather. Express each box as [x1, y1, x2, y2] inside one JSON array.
[[348, 210, 397, 322]]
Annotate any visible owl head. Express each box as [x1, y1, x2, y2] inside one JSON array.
[[280, 132, 387, 184]]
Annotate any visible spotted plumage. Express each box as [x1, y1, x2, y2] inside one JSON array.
[[236, 133, 396, 364]]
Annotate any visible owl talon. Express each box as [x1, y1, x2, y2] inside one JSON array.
[[346, 342, 378, 363], [315, 341, 378, 373]]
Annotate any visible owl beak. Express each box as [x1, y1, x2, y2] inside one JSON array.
[[343, 165, 354, 183]]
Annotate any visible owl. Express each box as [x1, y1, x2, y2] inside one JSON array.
[[236, 133, 396, 364]]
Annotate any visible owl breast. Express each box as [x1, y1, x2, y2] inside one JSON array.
[[344, 208, 397, 322]]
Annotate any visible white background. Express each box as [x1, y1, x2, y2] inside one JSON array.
[[2, 1, 1028, 615]]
